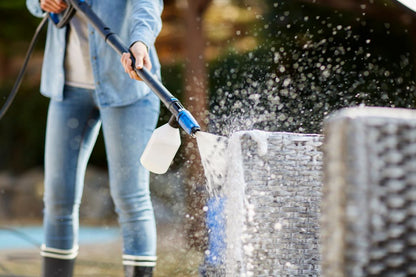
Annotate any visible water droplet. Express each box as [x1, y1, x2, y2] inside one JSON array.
[[67, 118, 79, 129]]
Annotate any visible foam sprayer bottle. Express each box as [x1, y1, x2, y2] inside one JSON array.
[[140, 116, 181, 174]]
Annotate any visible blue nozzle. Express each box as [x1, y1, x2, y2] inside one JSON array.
[[49, 13, 59, 24], [177, 110, 201, 135]]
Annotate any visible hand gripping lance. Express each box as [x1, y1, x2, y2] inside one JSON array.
[[56, 0, 201, 136], [2, 0, 201, 136], [62, 0, 201, 173]]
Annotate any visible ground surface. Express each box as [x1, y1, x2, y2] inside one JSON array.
[[0, 223, 203, 277]]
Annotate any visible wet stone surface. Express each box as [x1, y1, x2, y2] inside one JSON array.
[[203, 131, 323, 276]]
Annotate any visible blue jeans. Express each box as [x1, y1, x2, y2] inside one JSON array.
[[42, 86, 159, 262]]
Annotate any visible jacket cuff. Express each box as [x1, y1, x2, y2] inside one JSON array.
[[128, 31, 156, 53], [129, 40, 149, 52], [26, 0, 45, 17]]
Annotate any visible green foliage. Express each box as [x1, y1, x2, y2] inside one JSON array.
[[159, 63, 185, 125], [0, 85, 48, 173], [208, 0, 416, 134], [0, 2, 47, 172], [0, 1, 26, 9], [0, 1, 44, 51]]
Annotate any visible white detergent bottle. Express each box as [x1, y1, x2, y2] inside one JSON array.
[[140, 120, 181, 174]]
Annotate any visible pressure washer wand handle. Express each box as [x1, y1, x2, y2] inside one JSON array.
[[69, 0, 200, 135]]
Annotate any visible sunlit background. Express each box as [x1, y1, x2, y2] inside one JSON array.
[[0, 0, 415, 276]]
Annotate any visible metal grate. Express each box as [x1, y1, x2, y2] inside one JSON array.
[[221, 131, 323, 276], [322, 107, 416, 277]]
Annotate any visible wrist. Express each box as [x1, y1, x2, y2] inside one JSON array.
[[131, 41, 148, 52]]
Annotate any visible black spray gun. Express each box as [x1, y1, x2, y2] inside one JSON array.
[[50, 0, 201, 173]]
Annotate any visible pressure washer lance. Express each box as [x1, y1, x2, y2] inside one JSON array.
[[66, 0, 200, 174], [68, 0, 200, 133]]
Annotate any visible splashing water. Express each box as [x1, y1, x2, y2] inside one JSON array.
[[196, 130, 248, 275], [195, 131, 228, 196], [207, 1, 416, 137], [196, 130, 278, 275], [196, 130, 270, 196]]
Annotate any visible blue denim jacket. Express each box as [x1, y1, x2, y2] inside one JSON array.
[[26, 0, 163, 107]]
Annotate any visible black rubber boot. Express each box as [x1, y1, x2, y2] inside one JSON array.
[[42, 257, 75, 277], [124, 265, 154, 277]]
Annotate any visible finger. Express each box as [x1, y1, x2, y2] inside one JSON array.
[[122, 53, 132, 72], [55, 6, 68, 13], [133, 53, 144, 70], [56, 0, 67, 6], [131, 72, 139, 80], [41, 0, 60, 11], [130, 43, 147, 69], [121, 54, 129, 73], [143, 55, 152, 71], [125, 53, 134, 69], [129, 69, 140, 80], [41, 0, 67, 13], [55, 0, 68, 9], [40, 3, 55, 13], [42, 3, 65, 13], [121, 53, 142, 80]]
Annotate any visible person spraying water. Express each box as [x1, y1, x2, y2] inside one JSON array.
[[7, 1, 233, 276], [22, 0, 200, 276]]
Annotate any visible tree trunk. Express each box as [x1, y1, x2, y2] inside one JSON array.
[[183, 0, 211, 250]]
